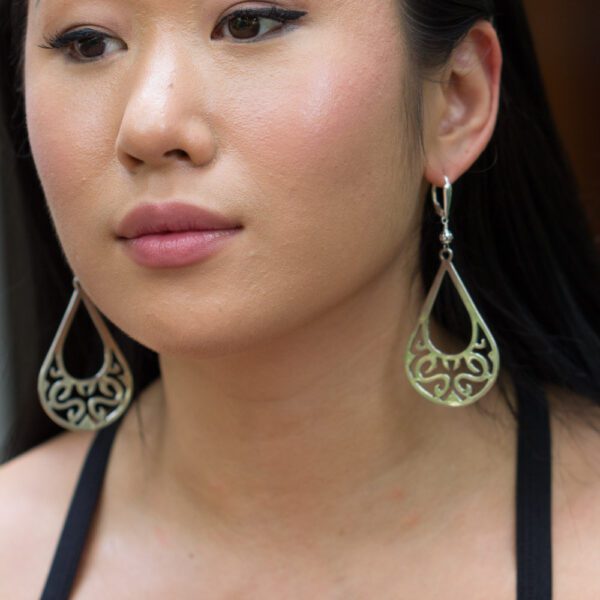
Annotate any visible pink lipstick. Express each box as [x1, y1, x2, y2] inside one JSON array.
[[116, 201, 243, 268]]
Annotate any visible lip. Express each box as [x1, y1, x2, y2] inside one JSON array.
[[116, 201, 243, 268], [116, 201, 242, 239]]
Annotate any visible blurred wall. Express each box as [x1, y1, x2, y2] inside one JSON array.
[[523, 0, 600, 238], [0, 240, 14, 463], [0, 134, 17, 462]]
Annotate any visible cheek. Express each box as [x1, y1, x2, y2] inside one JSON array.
[[227, 34, 409, 201], [218, 37, 416, 311], [25, 71, 118, 273]]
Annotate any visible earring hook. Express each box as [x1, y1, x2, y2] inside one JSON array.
[[431, 176, 452, 221]]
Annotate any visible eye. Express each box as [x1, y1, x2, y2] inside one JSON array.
[[212, 7, 308, 43], [38, 28, 126, 63]]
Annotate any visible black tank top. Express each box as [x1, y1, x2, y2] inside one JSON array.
[[39, 379, 552, 599]]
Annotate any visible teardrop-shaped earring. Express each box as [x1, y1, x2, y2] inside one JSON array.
[[38, 276, 134, 431], [405, 177, 500, 407]]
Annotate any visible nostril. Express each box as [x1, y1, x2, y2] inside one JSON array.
[[165, 149, 190, 160], [118, 151, 144, 170]]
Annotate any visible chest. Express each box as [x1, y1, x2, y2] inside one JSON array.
[[64, 500, 600, 600]]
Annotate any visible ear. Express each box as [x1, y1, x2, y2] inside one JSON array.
[[423, 20, 502, 186]]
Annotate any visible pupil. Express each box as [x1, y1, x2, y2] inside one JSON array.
[[78, 37, 106, 59], [229, 16, 261, 39]]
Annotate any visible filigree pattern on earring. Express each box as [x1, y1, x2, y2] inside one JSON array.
[[38, 277, 133, 431], [405, 177, 500, 407]]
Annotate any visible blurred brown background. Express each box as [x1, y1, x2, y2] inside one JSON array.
[[523, 0, 600, 238]]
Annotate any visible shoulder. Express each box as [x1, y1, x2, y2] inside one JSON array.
[[547, 386, 600, 596], [0, 429, 95, 599]]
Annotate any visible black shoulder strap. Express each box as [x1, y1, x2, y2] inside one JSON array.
[[40, 418, 122, 600], [515, 379, 553, 599]]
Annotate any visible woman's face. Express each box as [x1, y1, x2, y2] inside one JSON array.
[[24, 0, 424, 355]]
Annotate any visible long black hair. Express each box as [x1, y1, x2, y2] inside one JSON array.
[[1, 0, 599, 460], [404, 0, 600, 416]]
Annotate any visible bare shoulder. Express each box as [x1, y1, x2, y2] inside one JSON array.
[[0, 428, 95, 599], [547, 386, 600, 597]]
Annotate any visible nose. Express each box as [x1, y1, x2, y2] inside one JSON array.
[[115, 42, 216, 171]]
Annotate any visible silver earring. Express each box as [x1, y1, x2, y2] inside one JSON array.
[[38, 277, 134, 431], [404, 177, 500, 407]]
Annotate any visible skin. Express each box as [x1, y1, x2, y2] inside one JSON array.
[[1, 0, 600, 597]]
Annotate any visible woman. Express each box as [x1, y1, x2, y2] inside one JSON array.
[[1, 0, 599, 597]]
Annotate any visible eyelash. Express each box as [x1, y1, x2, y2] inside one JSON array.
[[37, 6, 308, 63]]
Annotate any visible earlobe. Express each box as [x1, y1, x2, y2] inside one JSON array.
[[424, 20, 502, 186]]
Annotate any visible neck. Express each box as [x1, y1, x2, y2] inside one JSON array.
[[123, 263, 515, 549]]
